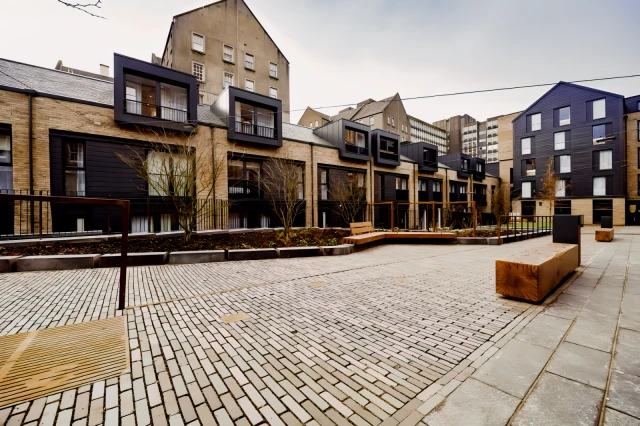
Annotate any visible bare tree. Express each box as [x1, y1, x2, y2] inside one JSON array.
[[491, 183, 511, 223], [260, 155, 304, 242], [57, 0, 105, 18], [539, 156, 561, 215], [330, 174, 367, 225], [118, 128, 226, 243]]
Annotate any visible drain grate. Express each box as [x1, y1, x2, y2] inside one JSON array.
[[0, 317, 129, 408]]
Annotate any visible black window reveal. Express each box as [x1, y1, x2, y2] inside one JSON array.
[[64, 140, 86, 196], [0, 127, 11, 191]]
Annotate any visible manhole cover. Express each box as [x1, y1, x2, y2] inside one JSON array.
[[0, 317, 128, 408]]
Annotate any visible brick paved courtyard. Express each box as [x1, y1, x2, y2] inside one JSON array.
[[0, 231, 636, 426]]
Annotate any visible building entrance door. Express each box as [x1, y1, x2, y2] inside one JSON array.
[[626, 201, 640, 225]]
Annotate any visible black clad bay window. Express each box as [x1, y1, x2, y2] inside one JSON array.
[[0, 129, 11, 191], [235, 102, 275, 138], [345, 129, 367, 155], [64, 141, 85, 196], [125, 75, 188, 122]]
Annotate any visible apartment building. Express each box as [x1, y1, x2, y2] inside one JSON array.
[[461, 121, 479, 157], [158, 0, 291, 121], [408, 115, 447, 156], [462, 116, 500, 163], [624, 94, 640, 225], [0, 55, 500, 237], [432, 114, 476, 154], [512, 82, 626, 225]]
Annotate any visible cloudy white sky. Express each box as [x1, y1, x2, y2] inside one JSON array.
[[2, 0, 640, 124]]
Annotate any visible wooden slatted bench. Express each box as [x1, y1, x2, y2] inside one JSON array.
[[342, 222, 387, 245], [496, 243, 579, 302], [385, 232, 457, 240]]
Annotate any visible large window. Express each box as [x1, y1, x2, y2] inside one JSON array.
[[245, 53, 254, 70], [345, 129, 366, 153], [433, 181, 441, 192], [160, 82, 188, 122], [0, 130, 12, 191], [396, 177, 407, 190], [235, 102, 275, 138], [223, 45, 234, 63], [379, 137, 397, 158], [521, 137, 532, 155], [522, 181, 532, 198], [559, 155, 571, 173], [530, 113, 541, 131], [555, 179, 569, 197], [418, 180, 428, 192], [593, 99, 606, 120], [554, 132, 566, 150], [64, 141, 85, 196], [599, 150, 612, 170], [147, 151, 190, 197], [125, 75, 187, 122], [269, 62, 278, 79], [228, 159, 261, 197], [558, 106, 570, 126], [593, 124, 607, 143], [320, 169, 328, 200], [192, 33, 204, 53], [593, 176, 607, 196]]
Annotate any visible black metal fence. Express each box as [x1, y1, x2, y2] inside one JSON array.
[[497, 215, 554, 244]]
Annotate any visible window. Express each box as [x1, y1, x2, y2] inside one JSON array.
[[638, 175, 640, 196], [245, 79, 254, 92], [297, 167, 304, 200], [387, 116, 391, 125], [64, 140, 85, 196], [309, 122, 313, 128], [418, 180, 428, 192], [320, 169, 328, 200], [554, 132, 566, 150], [599, 150, 612, 170], [555, 179, 568, 197], [269, 87, 278, 99], [522, 181, 532, 198], [558, 106, 570, 126], [396, 177, 407, 190], [147, 151, 190, 197], [530, 113, 541, 131], [235, 102, 275, 137], [433, 181, 441, 192], [559, 155, 571, 173], [593, 99, 605, 120], [223, 45, 234, 63], [228, 159, 260, 196], [125, 74, 157, 117], [345, 129, 366, 150], [460, 185, 466, 194], [269, 62, 278, 78], [192, 33, 204, 53], [369, 116, 374, 125], [199, 94, 204, 104], [525, 159, 536, 176], [593, 177, 607, 196], [315, 120, 319, 127], [159, 82, 188, 121], [379, 137, 397, 155], [245, 53, 254, 70], [0, 130, 12, 191], [391, 118, 395, 127], [521, 137, 531, 155], [223, 72, 233, 89], [593, 124, 607, 143], [192, 62, 204, 81], [638, 120, 640, 141]]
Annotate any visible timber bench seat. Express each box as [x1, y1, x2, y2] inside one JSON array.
[[595, 228, 614, 242], [496, 243, 579, 302], [342, 222, 457, 245]]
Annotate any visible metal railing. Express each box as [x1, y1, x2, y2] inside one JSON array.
[[235, 121, 275, 138], [124, 99, 188, 122], [345, 144, 368, 155], [497, 215, 553, 244], [0, 193, 130, 310]]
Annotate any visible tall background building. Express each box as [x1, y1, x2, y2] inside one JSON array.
[[409, 115, 447, 155], [432, 114, 476, 154]]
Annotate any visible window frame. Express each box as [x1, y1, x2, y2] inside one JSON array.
[[245, 53, 255, 71], [554, 131, 566, 150], [223, 44, 235, 63], [63, 139, 86, 197], [245, 79, 255, 92], [559, 154, 571, 174], [521, 137, 532, 155], [599, 150, 613, 170], [369, 116, 374, 125], [593, 176, 607, 196], [529, 113, 542, 131], [269, 62, 278, 79], [269, 87, 278, 99], [593, 124, 607, 144], [223, 72, 233, 89], [557, 106, 570, 126], [0, 127, 12, 191], [191, 32, 205, 53], [192, 61, 205, 82], [521, 181, 532, 199], [319, 168, 328, 200], [592, 98, 606, 120]]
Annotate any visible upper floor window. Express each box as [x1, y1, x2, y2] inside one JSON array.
[[223, 45, 234, 63], [192, 33, 204, 53], [559, 155, 571, 173], [638, 120, 640, 141], [223, 72, 233, 89], [228, 159, 261, 197], [0, 129, 12, 191], [347, 171, 365, 188], [235, 102, 275, 138], [269, 62, 278, 78], [315, 120, 319, 127], [554, 132, 566, 150], [593, 124, 607, 144], [396, 177, 407, 190], [387, 116, 391, 125], [529, 113, 541, 131], [125, 74, 188, 122], [391, 118, 395, 127], [345, 129, 366, 150], [369, 116, 374, 125], [245, 53, 254, 71], [269, 87, 278, 99], [64, 140, 85, 196], [599, 150, 613, 170], [558, 106, 570, 126], [245, 79, 254, 92], [556, 179, 568, 197], [522, 181, 532, 198], [593, 99, 606, 120], [459, 184, 467, 194], [433, 181, 441, 192], [320, 169, 328, 200], [593, 176, 607, 196], [423, 148, 436, 164], [461, 159, 469, 171], [192, 62, 204, 82], [521, 137, 532, 155], [418, 180, 428, 192], [379, 137, 397, 154], [476, 162, 483, 172]]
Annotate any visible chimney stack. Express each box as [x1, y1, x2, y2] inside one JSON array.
[[99, 64, 109, 77]]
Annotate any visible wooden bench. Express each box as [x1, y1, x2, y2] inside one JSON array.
[[496, 243, 579, 302], [342, 222, 457, 245], [595, 228, 614, 242]]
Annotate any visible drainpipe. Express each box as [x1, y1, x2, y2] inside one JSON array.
[[211, 127, 217, 228], [28, 93, 34, 233], [310, 143, 314, 226]]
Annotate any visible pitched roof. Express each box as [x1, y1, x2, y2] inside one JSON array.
[[328, 94, 399, 123], [329, 107, 360, 122], [282, 122, 334, 147], [304, 106, 330, 121]]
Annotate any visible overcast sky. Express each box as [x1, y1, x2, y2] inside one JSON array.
[[2, 0, 640, 124]]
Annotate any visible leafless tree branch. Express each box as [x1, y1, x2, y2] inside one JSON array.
[[57, 0, 105, 19]]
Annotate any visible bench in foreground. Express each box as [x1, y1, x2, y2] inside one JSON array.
[[342, 222, 456, 245], [496, 243, 579, 302], [595, 228, 614, 242]]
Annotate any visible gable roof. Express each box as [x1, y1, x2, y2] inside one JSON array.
[[301, 106, 330, 122], [166, 0, 289, 64], [328, 94, 401, 123], [511, 81, 625, 123]]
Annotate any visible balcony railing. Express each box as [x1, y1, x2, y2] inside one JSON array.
[[228, 179, 261, 198], [125, 100, 188, 123], [380, 150, 398, 160], [235, 121, 275, 139], [345, 144, 368, 155]]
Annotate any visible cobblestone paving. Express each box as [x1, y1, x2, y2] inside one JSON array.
[[0, 238, 600, 426]]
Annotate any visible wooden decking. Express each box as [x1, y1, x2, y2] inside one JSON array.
[[342, 231, 457, 245], [0, 317, 128, 408]]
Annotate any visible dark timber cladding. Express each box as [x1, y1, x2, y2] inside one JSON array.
[[438, 153, 472, 179], [113, 53, 199, 131], [512, 82, 625, 198], [400, 141, 438, 173], [313, 119, 371, 162], [211, 86, 283, 147]]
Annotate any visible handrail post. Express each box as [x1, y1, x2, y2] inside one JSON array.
[[472, 201, 476, 238], [118, 200, 129, 311]]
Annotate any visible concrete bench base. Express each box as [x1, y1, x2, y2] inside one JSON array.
[[17, 254, 100, 272], [321, 244, 354, 256], [99, 252, 168, 268], [496, 243, 579, 302], [228, 248, 278, 261], [0, 256, 22, 273], [595, 228, 614, 242], [276, 247, 321, 258], [168, 250, 226, 264]]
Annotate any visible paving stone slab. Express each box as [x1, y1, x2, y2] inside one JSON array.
[[546, 342, 610, 390], [514, 314, 572, 349], [16, 254, 100, 272], [620, 295, 640, 332], [423, 378, 520, 426], [541, 302, 581, 320], [168, 250, 226, 265], [512, 373, 604, 426], [603, 408, 640, 426], [614, 329, 640, 377], [565, 311, 618, 353], [607, 371, 640, 419], [471, 339, 552, 398]]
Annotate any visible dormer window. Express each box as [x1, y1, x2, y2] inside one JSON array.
[[235, 102, 275, 138], [423, 148, 436, 164], [461, 159, 469, 171], [124, 75, 188, 122], [345, 129, 367, 154], [379, 137, 397, 160]]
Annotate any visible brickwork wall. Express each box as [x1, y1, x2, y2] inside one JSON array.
[[626, 112, 640, 200]]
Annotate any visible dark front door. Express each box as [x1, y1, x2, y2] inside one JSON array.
[[626, 201, 640, 225]]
